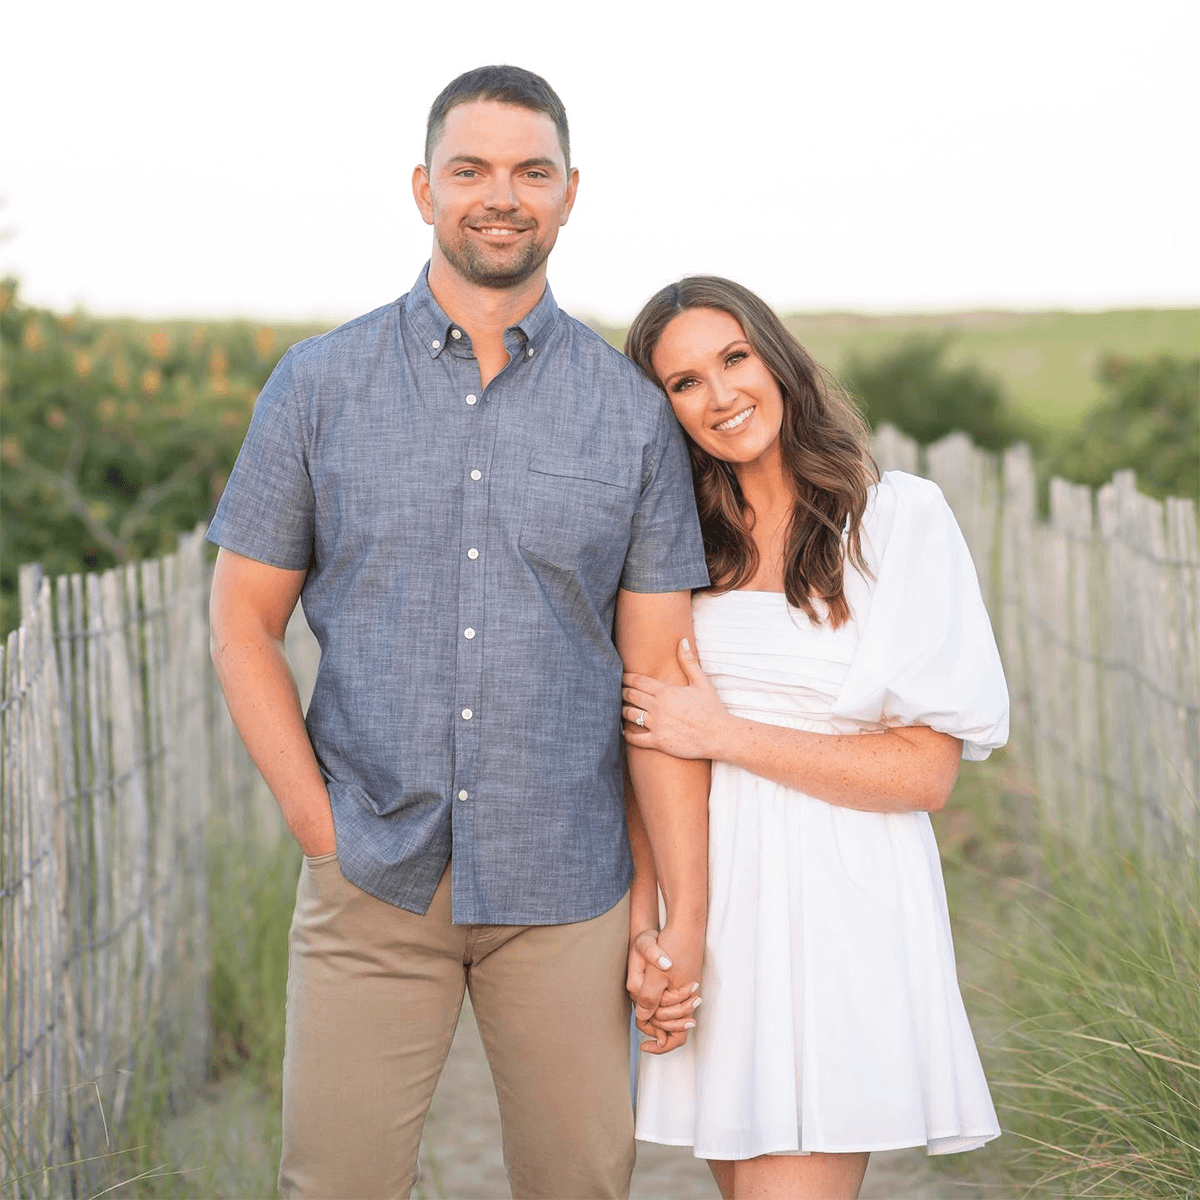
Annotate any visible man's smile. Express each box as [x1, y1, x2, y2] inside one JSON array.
[[470, 224, 531, 239]]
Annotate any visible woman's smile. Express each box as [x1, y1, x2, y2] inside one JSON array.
[[713, 404, 756, 432]]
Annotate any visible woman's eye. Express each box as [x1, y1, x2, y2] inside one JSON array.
[[670, 377, 697, 394], [726, 350, 748, 366]]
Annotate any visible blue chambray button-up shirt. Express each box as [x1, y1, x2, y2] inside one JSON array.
[[207, 267, 709, 924]]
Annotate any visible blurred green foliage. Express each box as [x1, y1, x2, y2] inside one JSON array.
[[1042, 353, 1199, 501], [841, 333, 1024, 451], [779, 308, 1200, 433], [839, 333, 1197, 503], [0, 278, 326, 635]]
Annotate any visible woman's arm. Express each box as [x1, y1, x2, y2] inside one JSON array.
[[622, 638, 961, 814]]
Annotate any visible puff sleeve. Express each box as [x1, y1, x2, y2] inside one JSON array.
[[831, 471, 1009, 760]]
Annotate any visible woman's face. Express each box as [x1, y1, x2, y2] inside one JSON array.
[[649, 307, 785, 470]]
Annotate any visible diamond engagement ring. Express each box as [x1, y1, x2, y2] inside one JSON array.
[[636, 709, 647, 727]]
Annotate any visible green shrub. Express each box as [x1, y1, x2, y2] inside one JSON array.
[[840, 334, 1022, 451], [0, 278, 326, 636], [1042, 354, 1199, 501]]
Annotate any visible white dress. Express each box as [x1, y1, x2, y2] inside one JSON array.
[[634, 471, 1008, 1161]]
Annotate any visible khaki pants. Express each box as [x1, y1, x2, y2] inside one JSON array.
[[278, 855, 635, 1199]]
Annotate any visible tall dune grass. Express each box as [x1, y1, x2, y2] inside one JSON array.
[[0, 831, 298, 1198], [939, 760, 1200, 1199], [991, 832, 1199, 1198]]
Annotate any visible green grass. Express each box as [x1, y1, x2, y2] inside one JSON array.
[[782, 309, 1200, 434], [0, 831, 300, 1199], [99, 826, 297, 1198], [932, 759, 1200, 1198]]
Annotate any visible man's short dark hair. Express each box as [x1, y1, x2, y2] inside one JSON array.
[[425, 65, 570, 169]]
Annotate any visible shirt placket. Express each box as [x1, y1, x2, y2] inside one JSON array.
[[449, 334, 504, 850]]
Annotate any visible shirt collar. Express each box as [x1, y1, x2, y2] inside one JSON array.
[[404, 263, 561, 360]]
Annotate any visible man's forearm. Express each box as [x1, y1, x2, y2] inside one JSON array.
[[211, 626, 334, 854], [625, 772, 660, 937], [613, 587, 710, 994], [625, 747, 709, 926]]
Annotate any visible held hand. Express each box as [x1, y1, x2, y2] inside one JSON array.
[[627, 929, 703, 1054], [631, 924, 704, 1055], [622, 638, 732, 761], [627, 932, 671, 1052]]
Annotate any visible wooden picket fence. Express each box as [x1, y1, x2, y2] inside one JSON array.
[[1, 428, 1196, 1193], [872, 426, 1199, 849], [0, 531, 316, 1194]]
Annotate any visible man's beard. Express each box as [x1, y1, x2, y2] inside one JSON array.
[[436, 229, 552, 290]]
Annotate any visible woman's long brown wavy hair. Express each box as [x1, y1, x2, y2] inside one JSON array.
[[625, 276, 877, 628]]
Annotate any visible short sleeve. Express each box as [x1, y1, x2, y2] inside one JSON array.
[[619, 396, 710, 594], [206, 348, 315, 570], [831, 471, 1009, 760]]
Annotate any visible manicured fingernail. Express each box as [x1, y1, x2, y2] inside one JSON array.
[[682, 638, 690, 652], [684, 1020, 696, 1029], [658, 955, 672, 969], [690, 982, 700, 994], [691, 997, 703, 1010]]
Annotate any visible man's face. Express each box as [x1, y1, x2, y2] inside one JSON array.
[[414, 100, 579, 291]]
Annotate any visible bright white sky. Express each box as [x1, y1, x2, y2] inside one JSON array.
[[5, 0, 1198, 324]]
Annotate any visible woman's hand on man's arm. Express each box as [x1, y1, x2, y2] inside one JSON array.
[[624, 636, 962, 814]]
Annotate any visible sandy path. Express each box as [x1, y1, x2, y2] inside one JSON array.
[[163, 995, 998, 1198], [416, 1000, 995, 1200]]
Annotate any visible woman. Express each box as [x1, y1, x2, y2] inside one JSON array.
[[620, 277, 1007, 1200]]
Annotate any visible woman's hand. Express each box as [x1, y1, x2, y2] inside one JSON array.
[[627, 927, 703, 1054], [622, 637, 733, 761], [628, 921, 700, 1056]]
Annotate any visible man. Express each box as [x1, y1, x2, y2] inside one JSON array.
[[208, 65, 710, 1200]]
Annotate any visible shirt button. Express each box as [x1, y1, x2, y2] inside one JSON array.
[[467, 548, 479, 560], [464, 628, 476, 640], [465, 394, 478, 406], [458, 789, 469, 801], [462, 708, 473, 720], [470, 469, 482, 481], [526, 347, 534, 358], [451, 329, 462, 340], [431, 339, 440, 349]]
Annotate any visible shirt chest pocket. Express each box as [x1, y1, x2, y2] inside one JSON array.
[[519, 456, 636, 583]]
